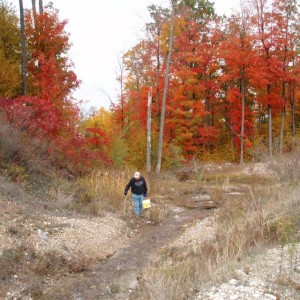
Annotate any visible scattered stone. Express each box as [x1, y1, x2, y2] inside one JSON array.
[[234, 269, 248, 282], [37, 228, 48, 241], [229, 279, 239, 286], [177, 194, 217, 209]]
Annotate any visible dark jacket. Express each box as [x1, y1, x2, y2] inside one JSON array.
[[124, 176, 148, 195]]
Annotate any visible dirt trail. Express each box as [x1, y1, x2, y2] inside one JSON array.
[[43, 206, 213, 300]]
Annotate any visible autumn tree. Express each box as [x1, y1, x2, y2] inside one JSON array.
[[164, 0, 221, 160], [0, 1, 21, 97], [271, 0, 300, 152], [146, 4, 169, 118], [23, 3, 80, 137], [25, 3, 79, 102], [123, 41, 151, 123], [110, 0, 300, 169], [156, 0, 176, 173], [167, 17, 206, 159], [178, 0, 215, 23], [250, 0, 283, 157], [220, 7, 255, 163], [19, 0, 27, 95]]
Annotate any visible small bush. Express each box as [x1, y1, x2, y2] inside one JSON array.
[[33, 249, 67, 276], [266, 215, 298, 246], [0, 119, 44, 165], [66, 251, 92, 273], [7, 226, 20, 236], [147, 206, 163, 224], [109, 283, 120, 294], [7, 163, 28, 183], [66, 178, 102, 215], [32, 249, 91, 276]]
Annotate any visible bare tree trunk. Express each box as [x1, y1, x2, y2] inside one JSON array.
[[155, 0, 175, 174], [19, 0, 27, 95], [289, 82, 296, 149], [39, 0, 43, 14], [31, 0, 38, 30], [268, 104, 273, 158], [267, 80, 273, 158], [146, 90, 152, 173], [279, 81, 286, 154], [117, 53, 125, 129], [31, 0, 36, 11], [155, 40, 160, 119], [253, 0, 273, 159], [240, 74, 245, 164]]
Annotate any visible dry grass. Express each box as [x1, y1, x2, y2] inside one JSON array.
[[69, 169, 188, 215], [130, 162, 300, 300], [148, 171, 200, 198], [146, 205, 164, 224], [68, 169, 133, 213]]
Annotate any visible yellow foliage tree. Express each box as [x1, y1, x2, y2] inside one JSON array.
[[0, 1, 22, 97], [82, 107, 113, 135]]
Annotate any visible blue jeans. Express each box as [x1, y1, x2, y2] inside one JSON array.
[[132, 193, 144, 217]]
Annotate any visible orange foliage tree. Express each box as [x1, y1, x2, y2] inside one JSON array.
[[102, 0, 300, 167]]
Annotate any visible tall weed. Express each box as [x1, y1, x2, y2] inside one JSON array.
[[71, 169, 134, 213]]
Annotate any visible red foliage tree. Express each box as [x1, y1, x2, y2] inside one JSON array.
[[0, 3, 111, 174]]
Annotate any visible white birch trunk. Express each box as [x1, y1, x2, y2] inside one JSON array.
[[146, 90, 152, 173]]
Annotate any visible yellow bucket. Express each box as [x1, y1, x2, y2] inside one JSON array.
[[142, 199, 151, 209]]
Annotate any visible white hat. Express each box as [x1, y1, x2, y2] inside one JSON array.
[[134, 172, 140, 179]]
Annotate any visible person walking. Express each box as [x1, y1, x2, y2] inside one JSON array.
[[124, 172, 148, 217]]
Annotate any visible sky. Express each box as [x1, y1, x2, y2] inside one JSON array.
[[11, 0, 240, 112]]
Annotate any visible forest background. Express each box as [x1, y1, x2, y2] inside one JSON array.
[[0, 0, 300, 176]]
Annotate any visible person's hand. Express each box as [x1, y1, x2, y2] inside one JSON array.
[[143, 194, 147, 197]]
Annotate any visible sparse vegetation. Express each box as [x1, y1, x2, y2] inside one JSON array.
[[67, 169, 134, 213], [130, 159, 300, 300]]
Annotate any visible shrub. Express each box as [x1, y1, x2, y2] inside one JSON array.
[[7, 163, 28, 183], [147, 205, 163, 224]]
